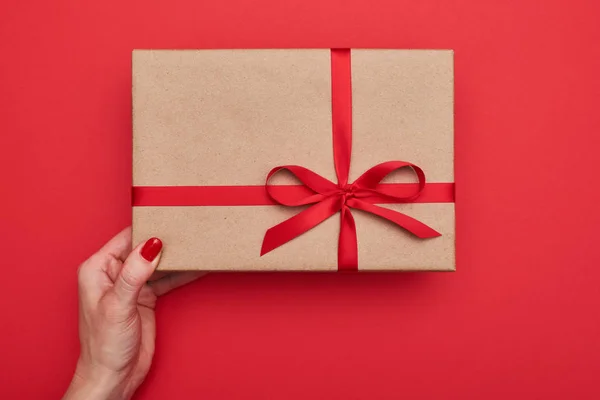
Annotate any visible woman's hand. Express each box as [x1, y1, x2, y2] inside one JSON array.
[[63, 227, 204, 400]]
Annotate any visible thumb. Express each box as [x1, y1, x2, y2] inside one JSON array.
[[114, 237, 163, 305]]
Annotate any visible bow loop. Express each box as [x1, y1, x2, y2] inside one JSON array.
[[353, 161, 426, 202], [265, 165, 338, 206]]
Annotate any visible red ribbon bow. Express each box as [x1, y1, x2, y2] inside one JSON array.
[[260, 49, 441, 271]]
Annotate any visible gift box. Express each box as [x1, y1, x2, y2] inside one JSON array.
[[132, 49, 455, 271]]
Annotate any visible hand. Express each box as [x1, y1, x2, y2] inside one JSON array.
[[63, 227, 204, 400]]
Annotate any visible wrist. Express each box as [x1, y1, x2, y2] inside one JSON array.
[[64, 360, 127, 400]]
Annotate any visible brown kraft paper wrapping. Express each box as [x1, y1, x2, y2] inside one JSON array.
[[132, 49, 454, 271]]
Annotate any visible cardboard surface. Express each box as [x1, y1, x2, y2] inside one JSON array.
[[132, 49, 454, 271]]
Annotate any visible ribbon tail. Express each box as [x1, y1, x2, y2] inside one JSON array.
[[347, 199, 441, 239], [338, 206, 358, 271], [261, 196, 342, 256]]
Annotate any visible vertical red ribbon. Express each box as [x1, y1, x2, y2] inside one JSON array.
[[331, 49, 353, 188], [331, 49, 356, 271]]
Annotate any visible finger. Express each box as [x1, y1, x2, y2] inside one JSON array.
[[104, 253, 123, 283], [99, 226, 132, 262], [150, 272, 206, 297], [114, 237, 163, 305]]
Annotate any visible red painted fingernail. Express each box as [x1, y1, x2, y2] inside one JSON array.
[[140, 238, 163, 261]]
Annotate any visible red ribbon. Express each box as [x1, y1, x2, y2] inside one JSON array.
[[261, 49, 445, 271], [133, 183, 454, 207], [132, 48, 455, 271]]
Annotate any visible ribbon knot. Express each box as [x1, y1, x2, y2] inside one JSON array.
[[340, 183, 355, 202]]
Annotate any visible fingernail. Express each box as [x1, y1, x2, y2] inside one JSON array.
[[141, 238, 163, 261]]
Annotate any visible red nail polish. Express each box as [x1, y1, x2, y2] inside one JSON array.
[[141, 237, 163, 261]]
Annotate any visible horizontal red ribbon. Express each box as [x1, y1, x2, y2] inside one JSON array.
[[133, 183, 454, 207]]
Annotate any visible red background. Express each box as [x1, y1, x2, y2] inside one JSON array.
[[1, 1, 600, 399]]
